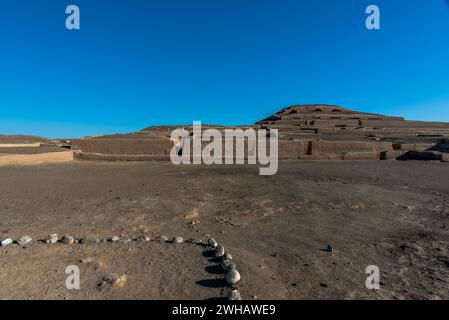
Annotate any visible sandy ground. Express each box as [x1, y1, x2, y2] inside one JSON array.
[[0, 151, 73, 165], [0, 146, 68, 155], [0, 160, 448, 300]]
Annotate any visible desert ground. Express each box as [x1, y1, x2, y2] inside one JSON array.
[[1, 160, 448, 300]]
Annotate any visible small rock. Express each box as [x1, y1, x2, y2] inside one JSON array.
[[185, 238, 203, 246], [0, 237, 13, 247], [80, 257, 93, 264], [80, 235, 100, 245], [191, 239, 203, 245], [135, 235, 150, 242], [172, 236, 184, 244], [16, 235, 32, 246], [60, 235, 74, 244], [228, 289, 242, 300], [215, 245, 225, 257], [108, 236, 120, 243], [320, 283, 328, 288], [45, 234, 58, 244], [221, 259, 236, 271], [350, 203, 365, 210], [224, 252, 233, 260], [155, 235, 168, 242], [119, 237, 131, 244], [98, 274, 128, 290], [208, 238, 218, 248], [226, 269, 241, 285], [114, 274, 128, 288], [326, 245, 333, 253]]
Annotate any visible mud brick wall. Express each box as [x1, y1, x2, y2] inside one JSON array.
[[74, 152, 170, 161], [71, 139, 174, 155], [277, 140, 309, 159], [72, 138, 310, 161], [310, 141, 393, 156]]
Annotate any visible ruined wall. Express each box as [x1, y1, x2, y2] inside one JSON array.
[[71, 139, 173, 156]]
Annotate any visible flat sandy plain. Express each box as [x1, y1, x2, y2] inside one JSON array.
[[0, 160, 448, 300]]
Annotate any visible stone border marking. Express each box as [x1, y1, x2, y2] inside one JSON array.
[[1, 233, 243, 300]]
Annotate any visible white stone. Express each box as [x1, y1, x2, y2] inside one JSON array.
[[46, 234, 58, 244], [208, 238, 218, 248], [61, 235, 74, 244], [226, 269, 241, 285], [135, 235, 150, 242], [228, 289, 242, 300], [109, 236, 120, 243], [173, 236, 184, 243], [224, 252, 233, 260], [16, 235, 32, 245], [0, 237, 13, 246], [156, 235, 168, 242], [215, 245, 225, 257]]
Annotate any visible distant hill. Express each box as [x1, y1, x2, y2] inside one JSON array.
[[0, 135, 54, 144]]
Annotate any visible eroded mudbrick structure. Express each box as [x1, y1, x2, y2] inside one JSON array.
[[71, 105, 449, 162]]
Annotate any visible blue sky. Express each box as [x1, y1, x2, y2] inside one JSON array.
[[0, 0, 448, 138]]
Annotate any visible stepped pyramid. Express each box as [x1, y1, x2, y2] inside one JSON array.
[[71, 105, 449, 162], [258, 104, 447, 142]]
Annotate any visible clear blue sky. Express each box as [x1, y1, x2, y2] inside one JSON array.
[[1, 0, 448, 138]]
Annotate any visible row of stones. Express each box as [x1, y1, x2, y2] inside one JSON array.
[[207, 238, 242, 301], [0, 234, 194, 246], [0, 234, 242, 300]]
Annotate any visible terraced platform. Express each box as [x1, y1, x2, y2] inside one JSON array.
[[71, 105, 449, 162]]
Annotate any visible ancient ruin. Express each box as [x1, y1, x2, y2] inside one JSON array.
[[71, 105, 449, 162], [1, 107, 449, 299]]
